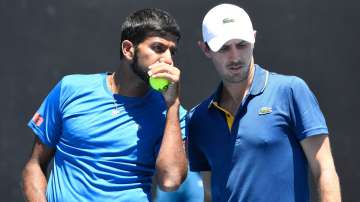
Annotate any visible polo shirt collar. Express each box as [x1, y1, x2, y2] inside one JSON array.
[[249, 64, 269, 96], [208, 65, 269, 109]]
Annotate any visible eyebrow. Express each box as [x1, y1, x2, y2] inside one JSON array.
[[152, 41, 176, 48], [151, 42, 177, 53], [238, 41, 248, 44]]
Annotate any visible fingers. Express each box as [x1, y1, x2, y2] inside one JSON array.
[[148, 61, 181, 106], [148, 62, 180, 83]]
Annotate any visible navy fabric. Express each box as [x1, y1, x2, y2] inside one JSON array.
[[187, 65, 328, 202]]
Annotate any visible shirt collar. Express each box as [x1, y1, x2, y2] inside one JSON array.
[[208, 64, 269, 109], [249, 64, 269, 96]]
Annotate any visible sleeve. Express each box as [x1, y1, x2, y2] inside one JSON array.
[[179, 105, 187, 140], [186, 110, 211, 171], [288, 77, 329, 141], [27, 80, 63, 148]]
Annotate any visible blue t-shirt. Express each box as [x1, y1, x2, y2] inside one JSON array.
[[187, 65, 328, 202], [28, 73, 187, 202]]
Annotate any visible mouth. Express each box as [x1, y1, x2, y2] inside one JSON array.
[[229, 65, 241, 69], [228, 64, 246, 70], [226, 64, 248, 75]]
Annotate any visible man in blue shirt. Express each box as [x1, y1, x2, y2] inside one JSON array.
[[22, 8, 188, 201], [187, 3, 341, 202]]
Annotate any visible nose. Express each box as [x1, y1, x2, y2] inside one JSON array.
[[159, 49, 173, 65], [228, 46, 240, 61]]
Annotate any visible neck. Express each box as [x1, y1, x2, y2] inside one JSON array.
[[109, 61, 150, 97], [220, 60, 255, 115]]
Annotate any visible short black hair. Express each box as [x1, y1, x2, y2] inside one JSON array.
[[120, 8, 181, 59]]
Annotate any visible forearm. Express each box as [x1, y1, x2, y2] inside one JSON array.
[[22, 160, 48, 202], [317, 169, 341, 202], [301, 135, 342, 202], [156, 99, 188, 191]]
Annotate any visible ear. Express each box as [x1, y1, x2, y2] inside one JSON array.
[[121, 40, 135, 60], [197, 41, 212, 58]]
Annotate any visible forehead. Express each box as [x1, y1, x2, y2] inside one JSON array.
[[140, 36, 177, 48]]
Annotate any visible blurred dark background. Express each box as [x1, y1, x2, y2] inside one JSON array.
[[1, 0, 359, 201]]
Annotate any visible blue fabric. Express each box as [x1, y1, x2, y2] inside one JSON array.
[[155, 170, 204, 202], [28, 73, 187, 202], [187, 65, 328, 202]]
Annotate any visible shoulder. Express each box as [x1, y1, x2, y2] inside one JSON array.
[[59, 73, 106, 94], [267, 71, 309, 93], [58, 73, 107, 105], [187, 96, 213, 122], [268, 71, 301, 85], [61, 73, 106, 88], [265, 71, 317, 110]]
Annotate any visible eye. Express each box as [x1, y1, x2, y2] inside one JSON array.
[[218, 45, 230, 53], [151, 43, 167, 54], [236, 42, 248, 49]]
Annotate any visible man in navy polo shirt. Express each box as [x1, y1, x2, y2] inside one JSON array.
[[187, 3, 341, 202]]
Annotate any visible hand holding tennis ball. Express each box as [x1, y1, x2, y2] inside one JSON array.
[[148, 60, 178, 92], [149, 77, 169, 92], [148, 59, 181, 106]]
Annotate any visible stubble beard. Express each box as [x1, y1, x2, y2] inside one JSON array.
[[225, 63, 251, 83], [130, 49, 149, 83], [225, 53, 253, 83]]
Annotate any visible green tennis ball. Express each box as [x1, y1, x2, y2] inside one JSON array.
[[149, 77, 170, 92]]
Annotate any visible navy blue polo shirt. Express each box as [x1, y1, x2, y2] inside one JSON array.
[[186, 65, 328, 202]]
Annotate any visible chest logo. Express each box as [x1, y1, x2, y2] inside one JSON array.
[[259, 107, 272, 115], [112, 109, 120, 116]]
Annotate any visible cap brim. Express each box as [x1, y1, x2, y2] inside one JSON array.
[[207, 33, 255, 52]]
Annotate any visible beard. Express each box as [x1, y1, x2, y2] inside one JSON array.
[[225, 67, 250, 83], [233, 65, 250, 82], [224, 58, 252, 83], [130, 49, 149, 83]]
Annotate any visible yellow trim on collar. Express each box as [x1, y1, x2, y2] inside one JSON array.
[[212, 101, 234, 131]]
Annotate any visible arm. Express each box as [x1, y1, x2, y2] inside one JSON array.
[[201, 171, 212, 201], [150, 62, 188, 191], [301, 135, 341, 202], [155, 97, 188, 191], [22, 136, 55, 202]]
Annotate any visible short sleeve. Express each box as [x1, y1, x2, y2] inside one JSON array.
[[186, 111, 211, 171], [179, 105, 187, 140], [28, 80, 63, 147], [289, 77, 329, 140]]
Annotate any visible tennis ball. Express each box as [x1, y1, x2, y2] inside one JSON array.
[[149, 77, 169, 92]]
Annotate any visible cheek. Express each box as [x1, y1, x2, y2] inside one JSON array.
[[243, 48, 253, 60], [215, 60, 226, 69], [212, 55, 227, 65], [136, 50, 159, 68], [212, 58, 227, 73]]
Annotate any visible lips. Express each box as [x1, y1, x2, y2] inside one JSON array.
[[227, 64, 247, 75], [229, 65, 240, 69], [228, 65, 245, 70]]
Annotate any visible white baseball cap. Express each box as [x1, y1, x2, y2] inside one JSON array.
[[202, 4, 255, 52]]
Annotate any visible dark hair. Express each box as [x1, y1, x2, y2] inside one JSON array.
[[120, 8, 181, 59]]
